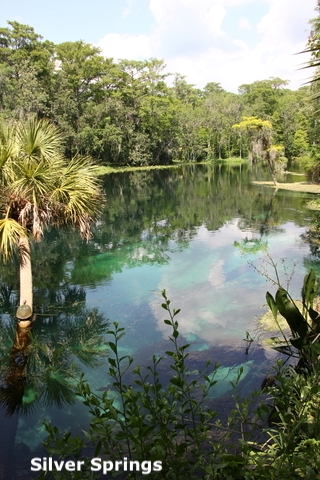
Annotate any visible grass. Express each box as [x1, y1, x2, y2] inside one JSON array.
[[95, 164, 182, 175], [216, 156, 245, 163], [95, 158, 247, 176], [252, 181, 320, 194]]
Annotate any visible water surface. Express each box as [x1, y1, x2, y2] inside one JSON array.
[[0, 163, 318, 478]]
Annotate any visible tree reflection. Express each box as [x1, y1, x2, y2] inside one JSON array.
[[0, 286, 108, 415], [0, 286, 108, 479]]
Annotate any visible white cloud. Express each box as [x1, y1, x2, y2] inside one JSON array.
[[97, 0, 316, 92], [239, 17, 251, 29], [257, 0, 313, 47], [206, 3, 226, 37], [97, 33, 151, 61], [122, 0, 135, 17]]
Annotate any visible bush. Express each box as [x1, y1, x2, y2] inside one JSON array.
[[40, 284, 320, 479], [294, 155, 315, 172]]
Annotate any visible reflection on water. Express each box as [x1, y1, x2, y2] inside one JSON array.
[[0, 287, 109, 479], [0, 163, 319, 478], [151, 221, 309, 346]]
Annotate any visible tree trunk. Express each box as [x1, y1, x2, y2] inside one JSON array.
[[266, 156, 278, 187], [18, 236, 33, 327]]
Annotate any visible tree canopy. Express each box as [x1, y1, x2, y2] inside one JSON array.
[[0, 20, 315, 167]]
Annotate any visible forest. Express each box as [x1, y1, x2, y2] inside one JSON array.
[[0, 20, 315, 168]]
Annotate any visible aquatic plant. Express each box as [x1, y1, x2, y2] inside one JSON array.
[[265, 269, 320, 361]]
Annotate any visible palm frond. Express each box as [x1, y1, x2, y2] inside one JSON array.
[[41, 368, 76, 407], [16, 117, 64, 163], [50, 155, 103, 238], [8, 157, 62, 201], [0, 121, 19, 172], [0, 120, 103, 244], [0, 215, 27, 262]]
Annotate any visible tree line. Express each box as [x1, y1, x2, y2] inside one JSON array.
[[0, 20, 315, 166]]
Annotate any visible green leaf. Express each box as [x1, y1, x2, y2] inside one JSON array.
[[302, 269, 316, 306], [108, 342, 117, 354], [94, 440, 102, 456], [275, 288, 308, 339], [172, 330, 179, 339], [0, 216, 27, 262], [108, 358, 116, 368], [290, 336, 305, 350], [165, 350, 175, 357], [308, 307, 319, 323], [266, 291, 278, 320], [170, 377, 182, 387]]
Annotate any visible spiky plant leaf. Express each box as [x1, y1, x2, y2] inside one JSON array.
[[0, 216, 27, 262], [16, 117, 64, 162]]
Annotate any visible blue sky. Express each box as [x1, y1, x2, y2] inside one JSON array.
[[0, 0, 317, 92]]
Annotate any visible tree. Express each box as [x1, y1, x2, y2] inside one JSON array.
[[292, 129, 310, 157], [271, 88, 312, 160], [0, 21, 54, 118], [0, 117, 103, 326], [52, 40, 115, 156], [238, 78, 289, 118], [232, 116, 280, 185]]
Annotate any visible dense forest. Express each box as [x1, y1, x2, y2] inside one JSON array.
[[0, 20, 315, 167]]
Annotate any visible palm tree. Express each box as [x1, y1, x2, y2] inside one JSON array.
[[0, 117, 103, 326]]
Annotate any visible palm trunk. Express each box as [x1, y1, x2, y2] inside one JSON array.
[[18, 236, 33, 326]]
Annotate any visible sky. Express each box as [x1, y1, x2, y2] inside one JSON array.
[[0, 0, 317, 92]]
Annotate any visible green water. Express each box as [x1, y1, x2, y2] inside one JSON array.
[[0, 163, 319, 478]]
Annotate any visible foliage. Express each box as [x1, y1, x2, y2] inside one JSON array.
[[246, 359, 320, 479], [266, 269, 320, 359], [39, 283, 320, 479], [294, 154, 315, 171], [232, 116, 273, 165], [232, 116, 280, 184], [268, 145, 287, 172], [0, 117, 103, 262], [0, 19, 314, 168], [40, 291, 249, 479]]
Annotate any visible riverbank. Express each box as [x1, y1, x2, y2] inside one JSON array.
[[95, 157, 246, 175]]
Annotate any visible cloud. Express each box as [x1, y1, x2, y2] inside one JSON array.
[[239, 17, 251, 29], [257, 0, 313, 47], [97, 0, 316, 92], [97, 33, 151, 60], [122, 0, 135, 17], [206, 3, 227, 37]]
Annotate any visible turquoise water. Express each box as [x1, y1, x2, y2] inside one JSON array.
[[81, 220, 310, 352], [0, 163, 319, 478]]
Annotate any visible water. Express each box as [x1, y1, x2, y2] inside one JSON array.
[[0, 163, 319, 478]]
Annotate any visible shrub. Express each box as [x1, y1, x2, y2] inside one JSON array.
[[39, 278, 320, 479]]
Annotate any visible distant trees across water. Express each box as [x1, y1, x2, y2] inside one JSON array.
[[0, 20, 316, 167]]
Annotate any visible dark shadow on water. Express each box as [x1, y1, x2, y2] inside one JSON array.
[[0, 286, 109, 480]]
